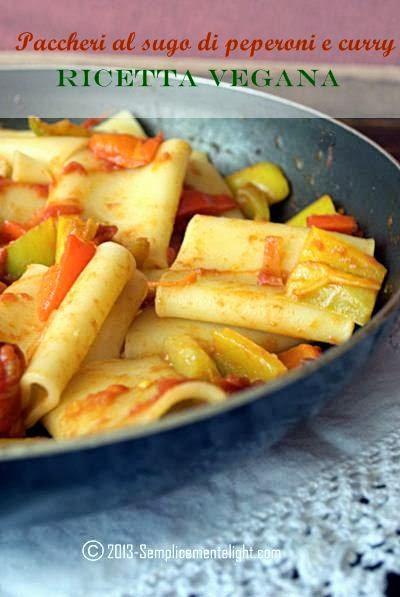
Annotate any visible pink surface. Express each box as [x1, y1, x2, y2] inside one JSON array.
[[3, 0, 399, 64]]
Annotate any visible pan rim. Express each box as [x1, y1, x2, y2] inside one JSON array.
[[0, 69, 399, 462]]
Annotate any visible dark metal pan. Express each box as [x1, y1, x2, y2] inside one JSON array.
[[0, 70, 399, 528]]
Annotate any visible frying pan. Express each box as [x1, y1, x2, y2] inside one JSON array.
[[0, 70, 399, 529]]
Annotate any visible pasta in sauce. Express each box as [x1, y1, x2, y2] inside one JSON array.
[[0, 112, 387, 442]]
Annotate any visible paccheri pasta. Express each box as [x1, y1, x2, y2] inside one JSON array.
[[0, 113, 387, 441]]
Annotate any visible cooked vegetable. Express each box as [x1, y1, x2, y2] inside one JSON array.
[[56, 216, 78, 263], [257, 236, 284, 287], [55, 215, 97, 263], [235, 183, 270, 221], [28, 117, 90, 138], [226, 162, 290, 204], [164, 334, 220, 382], [0, 220, 26, 243], [6, 218, 56, 279], [286, 227, 387, 325], [92, 224, 118, 245], [300, 227, 386, 282], [12, 151, 52, 185], [279, 344, 322, 369], [0, 343, 25, 437], [287, 194, 336, 227], [27, 203, 83, 229], [176, 188, 237, 222], [212, 328, 287, 382], [38, 234, 96, 321], [307, 214, 358, 235], [287, 262, 382, 296], [88, 132, 163, 169], [0, 114, 389, 440]]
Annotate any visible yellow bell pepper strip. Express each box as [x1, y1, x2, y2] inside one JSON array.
[[307, 214, 358, 235], [226, 162, 290, 205], [286, 261, 382, 297], [235, 183, 271, 221], [286, 227, 387, 326], [164, 334, 221, 382], [28, 117, 91, 137], [286, 263, 381, 326], [88, 132, 163, 169], [212, 328, 287, 383], [279, 344, 322, 369], [37, 234, 96, 321], [287, 194, 336, 227], [300, 227, 386, 282], [6, 218, 57, 280], [257, 236, 284, 287], [55, 216, 99, 263]]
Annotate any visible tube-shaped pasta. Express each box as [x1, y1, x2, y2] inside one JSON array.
[[0, 264, 48, 361], [156, 272, 355, 344], [124, 306, 301, 358], [21, 242, 134, 427], [0, 136, 88, 175], [43, 357, 227, 439], [47, 139, 191, 268], [84, 270, 148, 363], [185, 151, 232, 196], [94, 110, 147, 138], [0, 183, 47, 224], [185, 151, 242, 219], [12, 151, 53, 185], [172, 215, 374, 276]]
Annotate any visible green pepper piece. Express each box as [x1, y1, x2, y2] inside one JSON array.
[[6, 218, 56, 279], [213, 328, 287, 382], [164, 334, 220, 382]]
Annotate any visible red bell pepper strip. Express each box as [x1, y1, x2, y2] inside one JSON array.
[[38, 234, 96, 321], [279, 344, 322, 369], [176, 188, 237, 221], [0, 221, 27, 244], [257, 236, 284, 287], [0, 344, 25, 437], [81, 117, 105, 129], [307, 214, 358, 235], [93, 224, 118, 245], [88, 132, 163, 169]]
